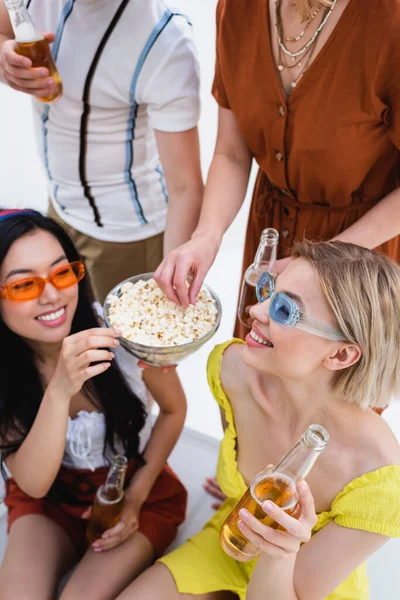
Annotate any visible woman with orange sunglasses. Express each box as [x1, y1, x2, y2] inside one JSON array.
[[0, 209, 187, 599]]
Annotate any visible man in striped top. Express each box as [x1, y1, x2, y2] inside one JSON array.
[[0, 0, 203, 302]]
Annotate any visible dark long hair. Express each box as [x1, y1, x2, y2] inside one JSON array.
[[0, 211, 147, 476]]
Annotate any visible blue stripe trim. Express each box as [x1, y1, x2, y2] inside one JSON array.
[[41, 105, 51, 181], [41, 0, 76, 196], [52, 0, 76, 60], [171, 12, 192, 26], [125, 9, 177, 225], [128, 10, 173, 107], [156, 164, 168, 203]]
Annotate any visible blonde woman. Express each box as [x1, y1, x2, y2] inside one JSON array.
[[155, 0, 400, 343], [117, 241, 400, 600]]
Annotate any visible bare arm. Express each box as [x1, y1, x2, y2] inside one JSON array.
[[245, 483, 390, 600], [90, 365, 188, 551], [275, 186, 400, 276], [155, 106, 252, 306], [5, 328, 118, 498], [5, 387, 70, 498], [0, 3, 14, 83], [249, 522, 388, 600], [194, 108, 253, 245], [333, 187, 400, 249], [0, 3, 13, 40], [155, 126, 204, 255], [125, 367, 187, 503]]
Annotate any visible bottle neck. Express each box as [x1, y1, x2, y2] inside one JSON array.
[[102, 456, 127, 499], [253, 228, 279, 272], [5, 2, 41, 43], [272, 424, 329, 482]]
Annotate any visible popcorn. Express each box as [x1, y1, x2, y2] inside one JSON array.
[[107, 278, 218, 347]]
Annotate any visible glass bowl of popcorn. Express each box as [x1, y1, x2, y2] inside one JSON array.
[[103, 273, 222, 366]]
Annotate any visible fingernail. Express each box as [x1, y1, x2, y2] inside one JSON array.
[[47, 79, 55, 86], [113, 339, 120, 346], [113, 329, 122, 336], [299, 481, 307, 491], [263, 500, 273, 511], [40, 69, 47, 76], [239, 509, 248, 519], [93, 547, 102, 552]]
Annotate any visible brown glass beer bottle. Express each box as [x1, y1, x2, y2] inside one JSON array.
[[220, 424, 329, 562], [86, 455, 128, 545], [237, 228, 279, 328], [5, 0, 63, 103]]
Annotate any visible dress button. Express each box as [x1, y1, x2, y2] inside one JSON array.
[[275, 151, 284, 162], [279, 105, 285, 117], [282, 228, 290, 238]]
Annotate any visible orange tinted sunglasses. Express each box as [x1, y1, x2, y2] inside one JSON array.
[[0, 261, 85, 302]]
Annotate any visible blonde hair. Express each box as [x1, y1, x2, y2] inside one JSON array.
[[295, 0, 333, 21], [292, 240, 400, 410]]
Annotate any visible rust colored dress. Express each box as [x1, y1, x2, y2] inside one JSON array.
[[211, 0, 400, 339]]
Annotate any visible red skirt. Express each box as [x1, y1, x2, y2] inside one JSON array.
[[5, 461, 187, 558]]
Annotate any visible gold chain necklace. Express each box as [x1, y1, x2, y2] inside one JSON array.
[[284, 4, 322, 43], [275, 1, 331, 90], [278, 36, 318, 90], [275, 0, 338, 59]]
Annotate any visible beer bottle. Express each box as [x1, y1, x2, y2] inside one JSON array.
[[4, 0, 63, 103], [220, 424, 329, 562], [86, 455, 128, 545], [237, 228, 279, 328]]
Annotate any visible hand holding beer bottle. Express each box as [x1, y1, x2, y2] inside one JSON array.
[[1, 0, 62, 102], [220, 424, 329, 562], [85, 456, 144, 552], [86, 456, 128, 547], [237, 477, 319, 560]]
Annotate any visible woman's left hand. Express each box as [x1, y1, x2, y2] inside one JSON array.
[[90, 496, 143, 552], [237, 481, 317, 559]]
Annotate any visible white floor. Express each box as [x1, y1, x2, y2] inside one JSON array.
[[1, 0, 400, 597]]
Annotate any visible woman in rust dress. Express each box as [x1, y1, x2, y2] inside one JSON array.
[[155, 0, 400, 340]]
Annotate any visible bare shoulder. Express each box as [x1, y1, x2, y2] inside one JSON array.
[[357, 409, 400, 470], [219, 342, 249, 399]]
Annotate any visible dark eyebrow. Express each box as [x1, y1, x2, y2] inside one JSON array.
[[281, 290, 306, 312], [5, 255, 67, 280]]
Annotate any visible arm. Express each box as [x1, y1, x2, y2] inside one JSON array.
[[332, 187, 400, 249], [155, 126, 204, 255], [5, 328, 118, 498], [126, 366, 186, 502], [244, 482, 389, 600], [5, 387, 71, 498], [155, 106, 252, 306], [274, 186, 400, 276], [0, 3, 13, 64], [91, 366, 187, 551]]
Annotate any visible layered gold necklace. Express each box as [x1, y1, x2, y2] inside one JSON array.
[[274, 0, 338, 90]]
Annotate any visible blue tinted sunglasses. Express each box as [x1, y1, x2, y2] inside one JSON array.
[[256, 272, 345, 342]]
